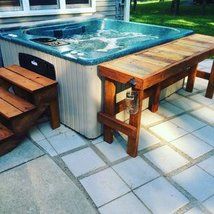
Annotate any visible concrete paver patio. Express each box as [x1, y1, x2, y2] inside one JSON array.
[[0, 60, 213, 214]]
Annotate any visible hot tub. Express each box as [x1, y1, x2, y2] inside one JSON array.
[[0, 18, 193, 138]]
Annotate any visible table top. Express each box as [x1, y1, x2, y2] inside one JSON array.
[[99, 34, 214, 89]]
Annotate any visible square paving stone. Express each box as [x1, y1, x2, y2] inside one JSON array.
[[96, 141, 128, 162], [99, 193, 150, 214], [198, 156, 214, 176], [169, 114, 206, 133], [0, 155, 96, 214], [38, 122, 72, 138], [170, 134, 213, 159], [190, 93, 214, 106], [141, 109, 164, 126], [120, 128, 161, 150], [0, 138, 43, 173], [35, 139, 57, 157], [80, 168, 130, 207], [62, 147, 106, 177], [139, 128, 161, 150], [203, 196, 214, 213], [185, 207, 204, 214], [177, 89, 198, 97], [144, 145, 189, 174], [158, 101, 184, 118], [28, 127, 46, 142], [113, 157, 159, 189], [48, 132, 86, 154], [168, 96, 201, 111], [191, 107, 214, 124], [192, 126, 214, 147], [172, 166, 214, 201], [150, 121, 187, 142], [134, 177, 189, 214]]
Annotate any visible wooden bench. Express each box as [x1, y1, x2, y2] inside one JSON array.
[[98, 34, 214, 157]]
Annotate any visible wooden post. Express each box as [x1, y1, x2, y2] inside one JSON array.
[[127, 90, 143, 157], [186, 64, 198, 92], [205, 61, 214, 99], [49, 98, 60, 129], [103, 78, 116, 143], [149, 84, 161, 112]]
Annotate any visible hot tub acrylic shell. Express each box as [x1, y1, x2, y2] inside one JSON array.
[[0, 19, 193, 138]]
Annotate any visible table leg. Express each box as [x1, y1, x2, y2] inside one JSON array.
[[149, 84, 161, 112], [127, 90, 143, 157], [103, 78, 116, 143], [186, 64, 198, 92], [205, 61, 214, 99]]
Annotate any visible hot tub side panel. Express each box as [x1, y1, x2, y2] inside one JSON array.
[[0, 39, 102, 138]]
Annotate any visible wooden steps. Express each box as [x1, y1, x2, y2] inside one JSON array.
[[0, 65, 60, 156]]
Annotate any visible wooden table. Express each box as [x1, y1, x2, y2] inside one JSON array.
[[98, 34, 214, 157]]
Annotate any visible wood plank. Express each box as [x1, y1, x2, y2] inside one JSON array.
[[172, 41, 206, 52], [189, 34, 214, 43], [0, 123, 14, 141], [156, 45, 196, 56], [0, 68, 43, 92], [133, 54, 171, 67], [103, 79, 116, 143], [0, 87, 35, 113], [177, 39, 211, 49], [145, 50, 185, 61], [98, 112, 137, 138], [6, 65, 57, 87], [98, 64, 144, 89], [0, 97, 23, 119], [205, 61, 214, 99], [138, 52, 177, 64], [197, 70, 210, 80]]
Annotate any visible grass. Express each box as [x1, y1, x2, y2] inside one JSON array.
[[130, 0, 214, 36]]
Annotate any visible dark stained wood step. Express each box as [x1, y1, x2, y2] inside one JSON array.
[[6, 65, 57, 87], [0, 87, 35, 112], [0, 87, 35, 119], [0, 122, 14, 142], [0, 67, 43, 93]]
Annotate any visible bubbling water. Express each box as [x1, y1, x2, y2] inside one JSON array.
[[63, 29, 158, 59]]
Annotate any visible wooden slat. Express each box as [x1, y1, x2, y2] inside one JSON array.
[[6, 65, 57, 87], [0, 123, 14, 141], [138, 52, 177, 64], [0, 68, 43, 92], [176, 39, 211, 49], [156, 45, 196, 56], [0, 87, 35, 113], [172, 41, 205, 52], [98, 112, 137, 138], [132, 54, 171, 67], [0, 98, 22, 119], [144, 50, 185, 61], [188, 34, 214, 43]]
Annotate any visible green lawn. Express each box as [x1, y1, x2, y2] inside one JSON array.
[[130, 0, 214, 36]]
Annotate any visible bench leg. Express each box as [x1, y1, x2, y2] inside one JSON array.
[[149, 84, 161, 112], [205, 61, 214, 99], [49, 98, 60, 129], [103, 79, 116, 143], [186, 65, 198, 92], [127, 90, 143, 157]]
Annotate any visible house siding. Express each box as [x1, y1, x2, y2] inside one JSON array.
[[0, 0, 116, 66]]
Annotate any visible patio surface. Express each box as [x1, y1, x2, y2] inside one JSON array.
[[0, 60, 213, 214]]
